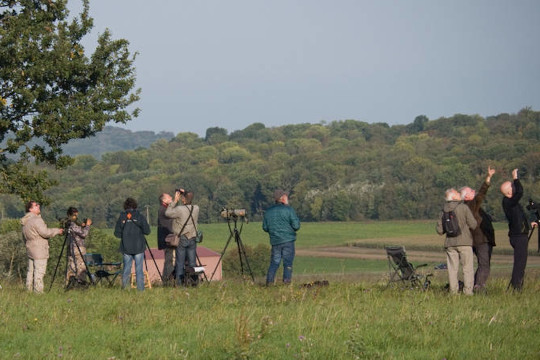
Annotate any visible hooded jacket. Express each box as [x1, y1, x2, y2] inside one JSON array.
[[436, 201, 477, 248], [20, 212, 63, 260], [114, 209, 151, 255]]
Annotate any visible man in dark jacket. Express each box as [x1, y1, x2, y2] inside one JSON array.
[[500, 169, 534, 291], [114, 197, 151, 291], [158, 193, 175, 284], [460, 166, 496, 291], [263, 189, 300, 285]]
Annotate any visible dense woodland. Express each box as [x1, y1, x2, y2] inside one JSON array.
[[1, 108, 539, 227], [61, 126, 174, 159]]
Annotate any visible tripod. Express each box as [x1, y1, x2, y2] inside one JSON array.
[[49, 225, 94, 292], [144, 237, 164, 283], [210, 216, 254, 281]]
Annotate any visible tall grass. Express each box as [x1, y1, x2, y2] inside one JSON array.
[[1, 280, 539, 359], [2, 220, 540, 359]]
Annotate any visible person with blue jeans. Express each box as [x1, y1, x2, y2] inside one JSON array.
[[165, 189, 199, 286], [263, 189, 301, 285], [114, 197, 151, 291]]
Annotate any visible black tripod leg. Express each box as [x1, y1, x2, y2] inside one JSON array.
[[196, 253, 208, 282], [236, 234, 255, 281], [72, 241, 95, 286], [145, 240, 163, 282], [48, 233, 68, 292], [234, 230, 246, 275], [210, 233, 233, 281]]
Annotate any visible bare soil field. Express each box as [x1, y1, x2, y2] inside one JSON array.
[[298, 245, 540, 266], [296, 239, 540, 283]]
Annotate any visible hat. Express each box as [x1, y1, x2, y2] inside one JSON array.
[[274, 189, 289, 201]]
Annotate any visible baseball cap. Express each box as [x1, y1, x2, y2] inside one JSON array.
[[274, 189, 289, 201]]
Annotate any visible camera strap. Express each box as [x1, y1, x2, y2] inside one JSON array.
[[188, 206, 199, 233], [176, 205, 194, 238]]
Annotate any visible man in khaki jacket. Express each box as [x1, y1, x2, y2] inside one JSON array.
[[21, 201, 63, 293], [436, 189, 477, 295]]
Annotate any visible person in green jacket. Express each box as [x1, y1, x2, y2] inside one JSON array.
[[263, 189, 300, 285]]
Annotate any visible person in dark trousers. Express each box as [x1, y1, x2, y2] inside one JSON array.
[[114, 197, 151, 291], [460, 166, 496, 292], [263, 189, 301, 285], [158, 193, 175, 284], [500, 169, 534, 291]]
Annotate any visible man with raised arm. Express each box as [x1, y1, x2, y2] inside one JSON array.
[[500, 169, 535, 291], [460, 166, 496, 292]]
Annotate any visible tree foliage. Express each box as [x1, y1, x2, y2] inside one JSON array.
[[0, 108, 533, 228], [0, 0, 140, 203]]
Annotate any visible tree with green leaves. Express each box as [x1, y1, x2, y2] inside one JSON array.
[[0, 0, 140, 204]]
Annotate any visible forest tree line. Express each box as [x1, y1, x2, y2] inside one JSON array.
[[1, 108, 539, 227]]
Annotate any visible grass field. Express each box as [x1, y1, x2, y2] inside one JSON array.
[[97, 220, 540, 283], [1, 280, 539, 359], [103, 220, 523, 255], [2, 221, 540, 359]]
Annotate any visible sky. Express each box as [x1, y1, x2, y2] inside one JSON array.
[[71, 0, 540, 137]]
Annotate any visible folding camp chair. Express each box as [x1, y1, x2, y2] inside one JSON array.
[[384, 246, 432, 289], [84, 253, 122, 286]]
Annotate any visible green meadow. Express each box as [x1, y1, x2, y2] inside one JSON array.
[[2, 221, 539, 359]]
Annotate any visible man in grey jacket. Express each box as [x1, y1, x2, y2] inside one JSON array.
[[21, 201, 64, 293], [165, 190, 199, 286], [436, 188, 477, 295]]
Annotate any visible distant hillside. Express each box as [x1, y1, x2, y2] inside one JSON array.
[[62, 126, 175, 158]]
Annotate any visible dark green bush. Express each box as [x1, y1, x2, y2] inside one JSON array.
[[222, 243, 270, 279]]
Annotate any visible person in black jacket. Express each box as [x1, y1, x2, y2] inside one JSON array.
[[158, 193, 175, 284], [500, 169, 534, 291], [114, 197, 151, 291]]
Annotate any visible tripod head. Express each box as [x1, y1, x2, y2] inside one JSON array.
[[526, 199, 540, 253], [527, 198, 540, 223], [58, 215, 88, 232]]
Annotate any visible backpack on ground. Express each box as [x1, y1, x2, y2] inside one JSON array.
[[442, 210, 461, 237]]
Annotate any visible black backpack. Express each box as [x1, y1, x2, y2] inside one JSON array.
[[442, 210, 461, 237]]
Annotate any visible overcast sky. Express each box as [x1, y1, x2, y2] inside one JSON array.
[[73, 0, 540, 136]]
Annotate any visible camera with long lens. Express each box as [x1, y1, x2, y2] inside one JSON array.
[[527, 198, 540, 221], [175, 188, 185, 194], [220, 208, 247, 219], [59, 215, 87, 231]]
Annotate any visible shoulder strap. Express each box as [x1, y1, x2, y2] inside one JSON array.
[[177, 205, 194, 236], [188, 205, 198, 230]]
